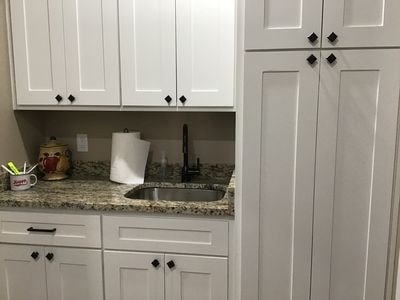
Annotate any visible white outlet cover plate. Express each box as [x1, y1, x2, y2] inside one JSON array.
[[76, 134, 89, 152]]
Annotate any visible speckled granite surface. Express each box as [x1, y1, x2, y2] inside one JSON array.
[[0, 161, 235, 217], [0, 175, 235, 217], [0, 172, 8, 193], [71, 160, 234, 184]]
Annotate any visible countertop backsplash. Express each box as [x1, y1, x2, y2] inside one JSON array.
[[0, 161, 235, 191], [71, 160, 234, 184]]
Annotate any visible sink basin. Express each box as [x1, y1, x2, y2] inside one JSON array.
[[125, 187, 225, 202]]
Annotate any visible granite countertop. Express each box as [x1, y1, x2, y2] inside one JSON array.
[[0, 174, 235, 217]]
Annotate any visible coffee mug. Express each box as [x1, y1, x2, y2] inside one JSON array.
[[10, 174, 37, 191]]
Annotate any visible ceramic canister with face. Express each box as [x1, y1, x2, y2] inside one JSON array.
[[38, 137, 71, 180]]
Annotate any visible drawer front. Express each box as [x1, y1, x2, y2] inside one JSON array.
[[0, 211, 101, 248], [103, 216, 229, 256]]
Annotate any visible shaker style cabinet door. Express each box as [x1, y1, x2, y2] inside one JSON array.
[[10, 0, 66, 105], [242, 51, 320, 300], [176, 0, 235, 107], [104, 251, 164, 300], [62, 0, 120, 106], [165, 254, 228, 300], [244, 0, 323, 50], [312, 50, 400, 300], [0, 245, 47, 300], [119, 0, 176, 107], [322, 0, 400, 48], [45, 248, 103, 300]]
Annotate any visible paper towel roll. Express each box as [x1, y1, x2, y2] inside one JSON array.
[[110, 132, 151, 184]]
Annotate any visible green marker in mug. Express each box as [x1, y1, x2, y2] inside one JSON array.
[[7, 162, 20, 175]]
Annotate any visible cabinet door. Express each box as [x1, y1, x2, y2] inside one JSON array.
[[104, 251, 164, 300], [312, 50, 400, 300], [242, 51, 320, 300], [165, 254, 227, 300], [10, 0, 66, 105], [176, 0, 235, 107], [244, 0, 323, 50], [63, 0, 119, 106], [322, 0, 400, 48], [45, 248, 103, 300], [0, 245, 47, 300], [120, 0, 176, 107]]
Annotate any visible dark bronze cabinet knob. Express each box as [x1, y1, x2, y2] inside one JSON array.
[[151, 259, 160, 268], [327, 32, 338, 43], [307, 54, 317, 65], [167, 260, 175, 269], [179, 96, 187, 104], [307, 32, 318, 43], [326, 53, 337, 64], [68, 95, 75, 102], [165, 95, 172, 104]]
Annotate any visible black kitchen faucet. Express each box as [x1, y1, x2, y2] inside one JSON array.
[[182, 124, 200, 182]]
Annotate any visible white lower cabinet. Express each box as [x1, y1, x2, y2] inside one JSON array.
[[165, 254, 228, 300], [0, 245, 47, 300], [0, 245, 103, 300], [104, 251, 227, 300], [104, 251, 165, 300], [0, 212, 229, 300], [45, 248, 103, 300]]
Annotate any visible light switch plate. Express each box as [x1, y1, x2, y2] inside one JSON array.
[[76, 134, 89, 152]]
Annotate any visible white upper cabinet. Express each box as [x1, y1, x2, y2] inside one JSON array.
[[10, 0, 66, 105], [245, 0, 323, 50], [312, 50, 400, 300], [11, 0, 119, 107], [63, 0, 120, 106], [176, 0, 235, 107], [322, 0, 400, 48], [120, 0, 176, 107], [245, 0, 400, 49]]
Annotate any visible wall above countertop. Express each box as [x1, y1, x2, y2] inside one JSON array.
[[42, 111, 235, 164]]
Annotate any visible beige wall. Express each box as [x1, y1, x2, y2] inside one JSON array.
[[43, 111, 235, 164], [0, 0, 44, 166]]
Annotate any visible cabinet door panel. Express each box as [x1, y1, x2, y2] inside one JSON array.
[[10, 0, 66, 105], [104, 251, 164, 300], [165, 254, 227, 300], [63, 0, 119, 106], [312, 50, 400, 300], [322, 0, 400, 47], [120, 0, 176, 107], [45, 248, 103, 300], [0, 245, 46, 300], [245, 0, 323, 49], [176, 0, 234, 107], [242, 51, 319, 300]]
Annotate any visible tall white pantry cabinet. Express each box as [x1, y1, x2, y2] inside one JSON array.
[[241, 0, 400, 299]]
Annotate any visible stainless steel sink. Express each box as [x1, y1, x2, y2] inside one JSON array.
[[125, 187, 225, 202]]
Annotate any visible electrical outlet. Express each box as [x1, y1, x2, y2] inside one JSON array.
[[76, 134, 89, 152]]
